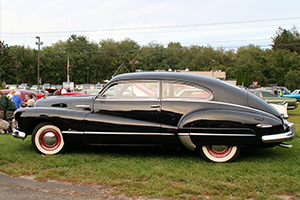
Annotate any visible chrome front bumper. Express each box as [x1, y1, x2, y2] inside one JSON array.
[[12, 130, 27, 140], [262, 122, 295, 143]]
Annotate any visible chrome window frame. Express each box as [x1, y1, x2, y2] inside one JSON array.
[[98, 80, 160, 101], [161, 81, 213, 101]]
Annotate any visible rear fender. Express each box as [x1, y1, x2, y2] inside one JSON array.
[[177, 109, 282, 151]]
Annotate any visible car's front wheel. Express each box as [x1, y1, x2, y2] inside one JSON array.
[[32, 122, 65, 155], [198, 145, 241, 163]]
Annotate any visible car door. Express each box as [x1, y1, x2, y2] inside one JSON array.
[[84, 80, 162, 146]]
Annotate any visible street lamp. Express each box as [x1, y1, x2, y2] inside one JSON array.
[[36, 36, 43, 86]]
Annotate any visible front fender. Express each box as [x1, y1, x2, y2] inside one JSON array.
[[14, 107, 89, 135]]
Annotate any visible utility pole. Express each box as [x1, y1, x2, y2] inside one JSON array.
[[211, 60, 215, 78], [36, 36, 43, 86]]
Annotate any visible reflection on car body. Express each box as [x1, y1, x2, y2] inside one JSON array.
[[12, 72, 295, 162]]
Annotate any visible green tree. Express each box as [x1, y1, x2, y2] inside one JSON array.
[[10, 45, 37, 85], [0, 41, 16, 85], [236, 68, 243, 86], [65, 35, 100, 83], [244, 67, 251, 87], [265, 49, 300, 86], [138, 42, 169, 71], [236, 45, 267, 86], [271, 26, 300, 53], [285, 70, 300, 91]]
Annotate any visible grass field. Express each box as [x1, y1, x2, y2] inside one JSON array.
[[0, 108, 299, 199]]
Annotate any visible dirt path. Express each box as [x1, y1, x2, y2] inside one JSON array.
[[0, 172, 151, 200]]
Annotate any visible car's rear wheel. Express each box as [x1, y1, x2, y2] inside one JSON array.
[[198, 145, 241, 163], [32, 122, 65, 155]]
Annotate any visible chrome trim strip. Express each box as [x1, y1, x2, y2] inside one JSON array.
[[76, 105, 91, 108], [64, 131, 257, 137], [62, 131, 174, 136], [85, 132, 161, 135], [178, 135, 196, 151], [162, 133, 175, 136], [64, 130, 261, 137], [257, 124, 273, 128], [178, 133, 190, 136], [189, 133, 256, 137], [62, 131, 84, 134], [95, 98, 160, 102]]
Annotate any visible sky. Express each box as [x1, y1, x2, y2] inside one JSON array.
[[1, 0, 300, 50]]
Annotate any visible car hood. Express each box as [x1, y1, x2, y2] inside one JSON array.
[[35, 95, 94, 110]]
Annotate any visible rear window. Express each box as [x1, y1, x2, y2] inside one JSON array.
[[163, 82, 212, 100]]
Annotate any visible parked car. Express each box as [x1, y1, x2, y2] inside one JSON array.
[[30, 85, 39, 90], [8, 85, 18, 89], [1, 89, 38, 102], [283, 90, 300, 101], [19, 83, 30, 90], [12, 72, 295, 162], [94, 83, 104, 89], [250, 90, 298, 110], [31, 90, 46, 99], [42, 83, 51, 91], [75, 85, 83, 91], [82, 84, 94, 90]]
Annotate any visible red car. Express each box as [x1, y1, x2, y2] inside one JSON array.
[[1, 89, 38, 101], [31, 90, 47, 99]]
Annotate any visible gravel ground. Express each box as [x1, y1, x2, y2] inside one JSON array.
[[0, 172, 159, 200]]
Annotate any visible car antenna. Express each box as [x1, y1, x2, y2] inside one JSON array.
[[111, 61, 125, 78]]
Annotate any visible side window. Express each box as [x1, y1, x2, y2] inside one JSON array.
[[102, 81, 158, 99], [163, 82, 212, 100]]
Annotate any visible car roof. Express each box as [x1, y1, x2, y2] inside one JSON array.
[[110, 72, 250, 107], [112, 72, 219, 86]]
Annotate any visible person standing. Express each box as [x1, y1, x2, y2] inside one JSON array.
[[10, 90, 23, 109], [274, 88, 278, 96], [280, 88, 284, 97]]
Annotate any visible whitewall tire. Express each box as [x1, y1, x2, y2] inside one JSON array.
[[32, 122, 65, 155], [199, 145, 241, 163]]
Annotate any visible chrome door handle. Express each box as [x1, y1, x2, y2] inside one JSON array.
[[150, 105, 160, 108]]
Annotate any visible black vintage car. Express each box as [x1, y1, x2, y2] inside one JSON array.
[[13, 72, 295, 162]]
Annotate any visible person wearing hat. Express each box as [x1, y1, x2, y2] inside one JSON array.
[[11, 90, 23, 109]]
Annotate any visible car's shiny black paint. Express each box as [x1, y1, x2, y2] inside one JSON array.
[[13, 72, 294, 158]]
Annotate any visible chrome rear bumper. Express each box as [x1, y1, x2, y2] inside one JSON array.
[[262, 122, 295, 143]]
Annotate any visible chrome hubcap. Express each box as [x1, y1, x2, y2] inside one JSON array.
[[42, 132, 57, 147]]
